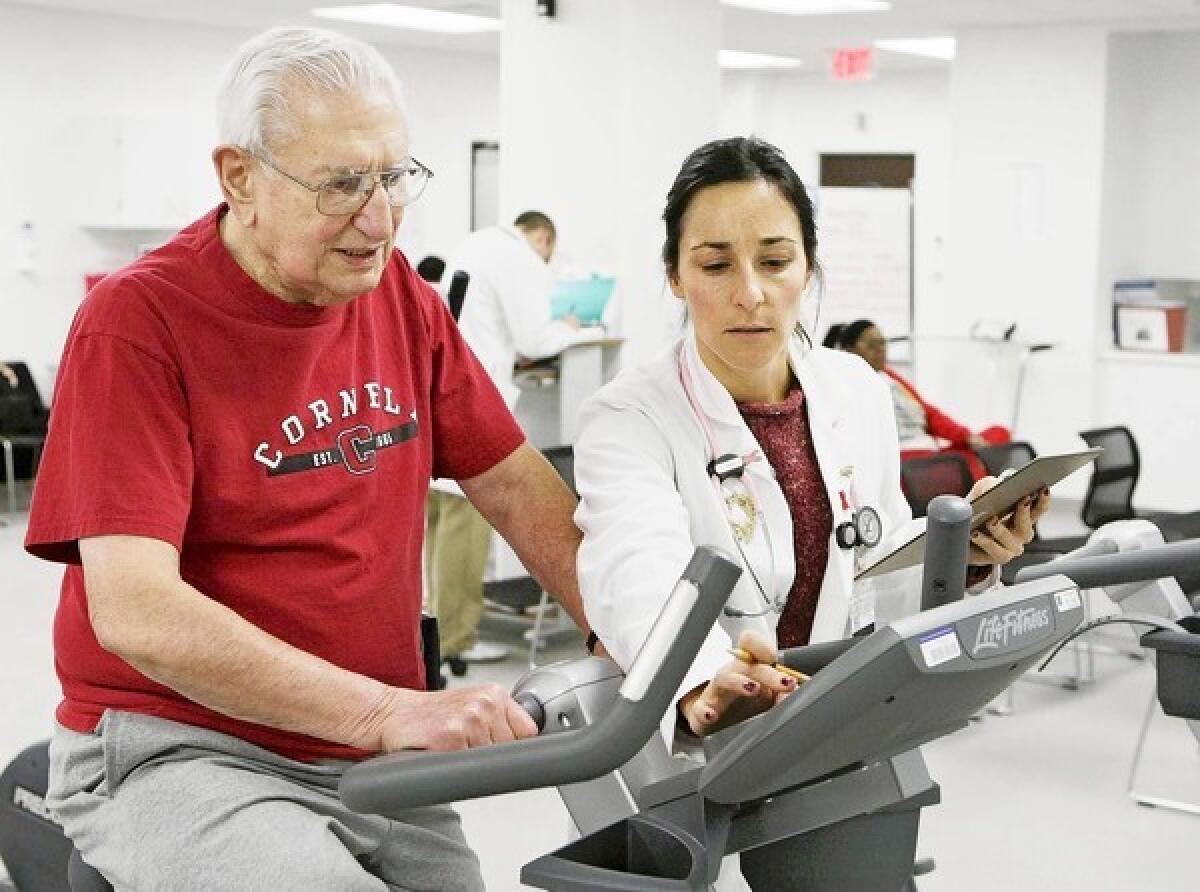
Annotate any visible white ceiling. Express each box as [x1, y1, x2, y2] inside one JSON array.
[[4, 0, 1200, 67]]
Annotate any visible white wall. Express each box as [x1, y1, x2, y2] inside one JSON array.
[[0, 6, 498, 399], [5, 6, 1198, 511], [725, 31, 1200, 512], [1094, 31, 1200, 511], [720, 67, 952, 337], [499, 0, 722, 365], [943, 26, 1110, 347], [932, 26, 1112, 506]]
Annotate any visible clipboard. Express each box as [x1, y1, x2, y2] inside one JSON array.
[[855, 447, 1102, 580]]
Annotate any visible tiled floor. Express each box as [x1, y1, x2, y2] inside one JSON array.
[[2, 496, 1198, 890]]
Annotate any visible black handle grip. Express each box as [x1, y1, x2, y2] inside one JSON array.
[[921, 495, 972, 610], [513, 691, 546, 733], [446, 270, 469, 320]]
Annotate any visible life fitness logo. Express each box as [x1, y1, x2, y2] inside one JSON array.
[[973, 606, 1051, 652]]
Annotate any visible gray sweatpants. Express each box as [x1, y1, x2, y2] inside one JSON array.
[[46, 711, 485, 892]]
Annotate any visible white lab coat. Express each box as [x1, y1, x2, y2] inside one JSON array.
[[573, 334, 926, 749], [448, 225, 583, 410], [431, 225, 587, 497]]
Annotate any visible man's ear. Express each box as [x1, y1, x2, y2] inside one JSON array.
[[213, 145, 256, 225]]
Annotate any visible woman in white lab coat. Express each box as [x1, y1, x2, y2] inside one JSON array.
[[575, 136, 1045, 742], [574, 135, 1047, 889]]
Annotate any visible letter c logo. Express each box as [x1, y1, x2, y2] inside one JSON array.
[[338, 424, 378, 475]]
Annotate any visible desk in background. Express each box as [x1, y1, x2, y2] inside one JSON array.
[[513, 336, 623, 448]]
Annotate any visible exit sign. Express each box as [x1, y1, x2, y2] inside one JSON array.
[[829, 47, 874, 82]]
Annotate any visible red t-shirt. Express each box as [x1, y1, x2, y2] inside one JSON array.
[[25, 206, 525, 761]]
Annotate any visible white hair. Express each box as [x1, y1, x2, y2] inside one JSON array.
[[216, 26, 406, 154]]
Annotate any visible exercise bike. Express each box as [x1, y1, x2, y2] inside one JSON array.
[[5, 499, 1199, 890], [339, 501, 1200, 891]]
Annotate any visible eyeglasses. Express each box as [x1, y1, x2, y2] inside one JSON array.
[[252, 152, 433, 215]]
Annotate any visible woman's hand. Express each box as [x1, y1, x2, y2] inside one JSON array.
[[677, 630, 799, 737], [966, 475, 1052, 567]]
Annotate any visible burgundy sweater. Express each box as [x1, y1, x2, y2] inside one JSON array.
[[738, 384, 832, 647]]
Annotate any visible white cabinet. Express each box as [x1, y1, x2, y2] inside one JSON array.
[[72, 116, 217, 229]]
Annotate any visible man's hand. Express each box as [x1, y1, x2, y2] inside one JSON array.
[[966, 476, 1052, 566], [677, 630, 798, 737], [365, 684, 539, 753], [79, 535, 540, 754]]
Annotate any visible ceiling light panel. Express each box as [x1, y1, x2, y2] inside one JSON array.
[[721, 0, 891, 15], [312, 4, 502, 34], [720, 49, 804, 69], [874, 36, 956, 61]]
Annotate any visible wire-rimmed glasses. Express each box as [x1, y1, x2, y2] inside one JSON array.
[[253, 152, 433, 215]]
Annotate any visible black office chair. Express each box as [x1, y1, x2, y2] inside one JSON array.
[[975, 441, 1037, 479], [899, 453, 974, 519], [1078, 426, 1200, 536], [415, 255, 445, 284], [1079, 426, 1200, 594], [975, 441, 1091, 558], [541, 443, 576, 493], [0, 361, 49, 483], [445, 271, 470, 321]]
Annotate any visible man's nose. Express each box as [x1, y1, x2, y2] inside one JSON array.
[[354, 181, 398, 239]]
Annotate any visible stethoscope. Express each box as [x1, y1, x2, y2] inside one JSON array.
[[834, 466, 884, 552], [679, 348, 785, 619], [679, 346, 884, 619]]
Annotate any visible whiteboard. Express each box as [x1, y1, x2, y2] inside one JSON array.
[[816, 187, 912, 341]]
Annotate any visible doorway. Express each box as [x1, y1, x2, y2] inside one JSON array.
[[471, 141, 499, 231]]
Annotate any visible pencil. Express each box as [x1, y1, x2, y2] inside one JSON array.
[[727, 647, 810, 683]]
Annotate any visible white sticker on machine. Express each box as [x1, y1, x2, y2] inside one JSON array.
[[1054, 589, 1081, 612], [919, 627, 962, 668]]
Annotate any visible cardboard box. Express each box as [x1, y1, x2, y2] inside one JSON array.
[[1113, 279, 1199, 353], [1114, 302, 1187, 352]]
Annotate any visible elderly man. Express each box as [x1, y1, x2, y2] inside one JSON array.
[[25, 26, 586, 892]]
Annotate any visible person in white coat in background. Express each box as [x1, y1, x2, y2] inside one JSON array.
[[426, 212, 588, 670], [573, 137, 1049, 889]]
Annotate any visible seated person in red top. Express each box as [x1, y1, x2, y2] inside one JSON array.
[[24, 26, 588, 892], [824, 319, 1011, 480]]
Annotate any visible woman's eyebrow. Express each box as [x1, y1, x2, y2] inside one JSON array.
[[689, 236, 796, 251]]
